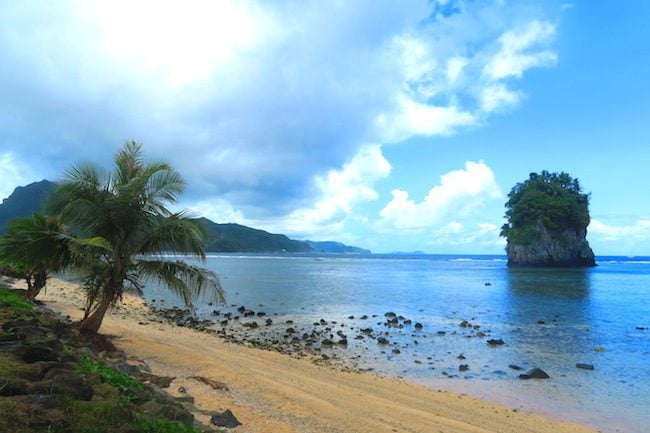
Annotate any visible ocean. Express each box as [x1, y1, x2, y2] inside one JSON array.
[[143, 254, 650, 433]]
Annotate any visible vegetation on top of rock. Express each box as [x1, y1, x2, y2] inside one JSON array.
[[0, 286, 33, 312], [500, 171, 590, 245]]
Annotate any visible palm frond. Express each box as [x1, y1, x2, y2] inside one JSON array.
[[113, 140, 144, 187], [138, 213, 207, 257], [135, 259, 225, 308]]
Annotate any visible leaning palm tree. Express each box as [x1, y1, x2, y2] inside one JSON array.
[[54, 141, 224, 333], [0, 213, 71, 300]]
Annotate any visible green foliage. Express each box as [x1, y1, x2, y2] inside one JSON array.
[[51, 141, 224, 332], [0, 213, 71, 299], [501, 171, 590, 245], [201, 219, 313, 252], [0, 286, 33, 311], [75, 355, 143, 404], [131, 414, 202, 433]]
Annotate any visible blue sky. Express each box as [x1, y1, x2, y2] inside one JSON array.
[[1, 1, 649, 255]]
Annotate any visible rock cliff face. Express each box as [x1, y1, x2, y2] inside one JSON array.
[[507, 220, 596, 267]]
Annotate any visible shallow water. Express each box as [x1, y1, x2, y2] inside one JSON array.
[[143, 254, 650, 433]]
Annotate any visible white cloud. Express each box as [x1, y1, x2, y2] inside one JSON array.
[[446, 57, 469, 84], [589, 219, 650, 241], [483, 20, 557, 81], [378, 161, 502, 231], [480, 83, 522, 112], [0, 1, 560, 245], [278, 145, 391, 235], [429, 222, 504, 246], [0, 152, 38, 200]]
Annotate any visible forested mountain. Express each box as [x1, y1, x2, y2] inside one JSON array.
[[0, 181, 369, 253], [0, 180, 56, 233]]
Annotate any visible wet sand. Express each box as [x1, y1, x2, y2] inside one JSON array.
[[11, 278, 597, 433]]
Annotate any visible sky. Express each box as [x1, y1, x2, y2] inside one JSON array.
[[1, 0, 649, 255]]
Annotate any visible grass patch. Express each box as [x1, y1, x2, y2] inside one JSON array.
[[63, 400, 131, 433], [0, 286, 33, 312], [132, 414, 202, 433], [75, 355, 144, 405]]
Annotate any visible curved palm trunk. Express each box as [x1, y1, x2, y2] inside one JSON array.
[[78, 291, 113, 333], [25, 272, 47, 301]]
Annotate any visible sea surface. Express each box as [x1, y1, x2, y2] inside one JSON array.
[[143, 254, 650, 433]]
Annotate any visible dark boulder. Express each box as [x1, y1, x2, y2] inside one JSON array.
[[576, 363, 594, 370], [519, 368, 550, 380], [211, 409, 242, 428]]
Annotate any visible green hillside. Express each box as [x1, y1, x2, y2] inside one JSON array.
[[199, 218, 314, 253], [0, 179, 56, 233]]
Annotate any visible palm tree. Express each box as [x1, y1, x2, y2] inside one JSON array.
[[0, 213, 71, 300], [54, 141, 224, 333]]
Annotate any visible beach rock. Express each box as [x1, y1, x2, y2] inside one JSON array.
[[360, 327, 373, 334], [392, 348, 400, 354], [211, 409, 242, 428], [377, 337, 389, 345], [486, 338, 505, 346], [321, 339, 333, 346], [360, 315, 368, 320], [459, 364, 469, 372], [338, 338, 348, 346], [519, 368, 550, 380], [21, 339, 62, 363], [508, 364, 523, 371], [576, 363, 594, 370], [384, 312, 396, 319], [414, 322, 423, 330]]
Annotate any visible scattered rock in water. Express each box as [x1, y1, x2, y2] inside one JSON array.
[[459, 364, 469, 372], [377, 337, 389, 345], [576, 363, 594, 370], [486, 338, 505, 346], [242, 321, 258, 329], [636, 326, 646, 331], [392, 348, 401, 354], [414, 322, 423, 330], [484, 282, 491, 286], [456, 354, 466, 360], [348, 315, 354, 319], [384, 312, 397, 319], [508, 364, 523, 371], [337, 338, 348, 346], [436, 331, 446, 335], [321, 339, 334, 347], [360, 315, 368, 320], [519, 368, 550, 380], [459, 320, 469, 328], [537, 319, 546, 324], [211, 409, 242, 428]]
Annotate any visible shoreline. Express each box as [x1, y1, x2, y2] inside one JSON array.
[[9, 277, 597, 433]]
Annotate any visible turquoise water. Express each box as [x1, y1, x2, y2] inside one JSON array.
[[144, 254, 650, 433]]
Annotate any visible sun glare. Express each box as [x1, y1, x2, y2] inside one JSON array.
[[76, 0, 260, 86]]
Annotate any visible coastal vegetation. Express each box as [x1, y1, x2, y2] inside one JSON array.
[[0, 285, 203, 433], [500, 171, 595, 267], [0, 141, 224, 333]]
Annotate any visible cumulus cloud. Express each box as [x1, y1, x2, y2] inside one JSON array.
[[482, 20, 557, 81], [429, 222, 504, 247], [0, 1, 559, 237], [378, 161, 502, 231], [589, 219, 650, 241], [274, 145, 391, 236]]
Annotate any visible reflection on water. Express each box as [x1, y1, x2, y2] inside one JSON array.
[[506, 267, 592, 298], [142, 254, 650, 433]]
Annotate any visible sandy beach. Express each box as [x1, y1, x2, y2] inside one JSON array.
[[9, 277, 597, 433]]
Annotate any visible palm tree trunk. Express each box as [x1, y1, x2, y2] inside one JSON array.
[[79, 292, 113, 333], [25, 272, 47, 301]]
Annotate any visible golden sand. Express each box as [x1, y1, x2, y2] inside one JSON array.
[[9, 278, 596, 433]]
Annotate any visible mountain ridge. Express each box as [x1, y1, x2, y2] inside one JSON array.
[[0, 181, 370, 254]]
